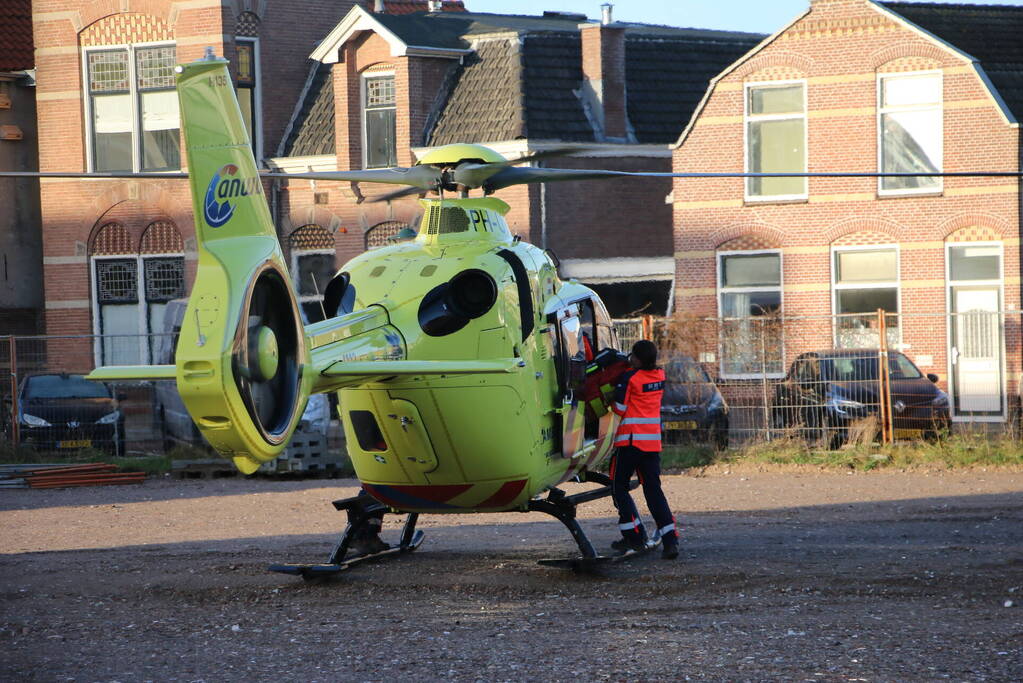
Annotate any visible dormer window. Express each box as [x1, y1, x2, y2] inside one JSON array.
[[363, 73, 396, 168]]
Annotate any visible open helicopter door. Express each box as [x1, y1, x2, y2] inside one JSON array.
[[551, 307, 588, 459]]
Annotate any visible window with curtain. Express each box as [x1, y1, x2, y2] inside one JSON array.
[[746, 82, 806, 199], [86, 45, 179, 172], [833, 247, 899, 348], [878, 72, 942, 193], [363, 74, 396, 169], [718, 251, 783, 376]]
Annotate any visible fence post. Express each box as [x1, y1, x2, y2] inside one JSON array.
[[760, 318, 770, 441], [877, 309, 892, 445], [8, 336, 18, 448], [642, 314, 652, 341]]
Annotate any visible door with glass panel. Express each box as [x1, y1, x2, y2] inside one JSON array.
[[948, 244, 1003, 416]]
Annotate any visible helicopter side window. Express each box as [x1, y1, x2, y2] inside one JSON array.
[[557, 314, 586, 397], [350, 410, 387, 452], [576, 298, 597, 361]]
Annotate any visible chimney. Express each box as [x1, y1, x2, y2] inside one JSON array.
[[373, 0, 385, 12], [427, 0, 442, 11], [579, 7, 628, 141]]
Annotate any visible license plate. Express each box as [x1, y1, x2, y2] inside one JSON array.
[[893, 428, 922, 440], [59, 439, 92, 448], [663, 421, 698, 430]]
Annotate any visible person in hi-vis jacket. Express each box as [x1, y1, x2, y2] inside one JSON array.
[[609, 340, 679, 560]]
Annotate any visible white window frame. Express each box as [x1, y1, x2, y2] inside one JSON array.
[[716, 248, 785, 379], [235, 37, 262, 160], [90, 251, 185, 365], [944, 241, 1005, 422], [743, 79, 808, 203], [830, 244, 902, 348], [291, 248, 334, 322], [82, 41, 180, 174], [876, 70, 943, 197], [360, 70, 397, 170]]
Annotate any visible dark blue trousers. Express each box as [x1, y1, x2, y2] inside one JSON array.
[[610, 445, 677, 542]]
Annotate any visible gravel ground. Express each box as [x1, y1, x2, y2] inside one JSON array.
[[1, 466, 1022, 682]]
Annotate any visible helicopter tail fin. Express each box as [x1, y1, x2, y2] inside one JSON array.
[[165, 53, 313, 474]]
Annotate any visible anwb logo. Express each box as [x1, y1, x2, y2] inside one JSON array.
[[204, 164, 263, 228]]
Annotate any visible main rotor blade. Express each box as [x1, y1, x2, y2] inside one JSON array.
[[371, 185, 428, 203], [263, 165, 441, 190], [483, 167, 1023, 192], [451, 147, 594, 189]]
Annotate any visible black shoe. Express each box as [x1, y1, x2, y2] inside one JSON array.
[[661, 540, 679, 560], [610, 537, 647, 554]]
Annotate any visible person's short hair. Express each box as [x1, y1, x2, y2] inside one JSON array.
[[631, 340, 658, 369]]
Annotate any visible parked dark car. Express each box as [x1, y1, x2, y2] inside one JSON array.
[[771, 349, 950, 447], [3, 373, 126, 455], [661, 356, 729, 449]]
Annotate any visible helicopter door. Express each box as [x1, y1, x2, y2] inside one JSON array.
[[555, 312, 587, 459]]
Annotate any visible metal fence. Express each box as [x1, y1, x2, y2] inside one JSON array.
[[3, 311, 1020, 458], [614, 310, 1022, 447], [0, 334, 344, 469]]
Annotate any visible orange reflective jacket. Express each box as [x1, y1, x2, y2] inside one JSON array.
[[612, 368, 665, 452]]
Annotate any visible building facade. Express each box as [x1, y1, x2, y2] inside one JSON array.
[[272, 5, 761, 318], [673, 0, 1022, 423], [1, 0, 42, 335], [31, 0, 359, 363]]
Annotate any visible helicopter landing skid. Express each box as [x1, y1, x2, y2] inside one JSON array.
[[530, 472, 643, 572], [268, 494, 423, 580], [537, 538, 659, 570]]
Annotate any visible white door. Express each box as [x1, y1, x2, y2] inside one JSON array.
[[951, 288, 1002, 414]]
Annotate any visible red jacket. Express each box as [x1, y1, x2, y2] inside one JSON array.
[[612, 368, 665, 452]]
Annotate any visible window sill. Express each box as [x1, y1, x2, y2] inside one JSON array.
[[876, 190, 944, 200], [743, 196, 809, 207]]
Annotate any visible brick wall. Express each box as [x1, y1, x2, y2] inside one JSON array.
[[32, 0, 354, 337], [672, 0, 1021, 417]]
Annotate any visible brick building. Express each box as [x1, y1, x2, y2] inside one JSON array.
[[673, 0, 1022, 424], [271, 4, 761, 319], [30, 0, 361, 363], [27, 0, 760, 360], [0, 0, 42, 335]]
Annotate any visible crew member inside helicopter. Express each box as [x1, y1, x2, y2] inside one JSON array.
[[609, 340, 679, 560]]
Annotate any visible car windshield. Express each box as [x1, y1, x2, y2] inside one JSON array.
[[25, 375, 111, 399], [821, 353, 923, 382], [665, 360, 709, 383]]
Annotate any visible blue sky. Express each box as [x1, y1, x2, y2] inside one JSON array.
[[464, 1, 1023, 34]]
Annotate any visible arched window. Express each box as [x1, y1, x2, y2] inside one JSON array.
[[288, 225, 335, 323], [90, 220, 185, 365], [365, 220, 411, 250]]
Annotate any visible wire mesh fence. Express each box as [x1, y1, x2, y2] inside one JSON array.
[[2, 310, 1019, 459], [614, 310, 1021, 448], [0, 334, 344, 470]]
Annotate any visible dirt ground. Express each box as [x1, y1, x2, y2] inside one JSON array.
[[2, 465, 1022, 682]]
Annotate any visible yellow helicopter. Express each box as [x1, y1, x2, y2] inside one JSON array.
[[7, 52, 1000, 575], [62, 51, 679, 574]]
